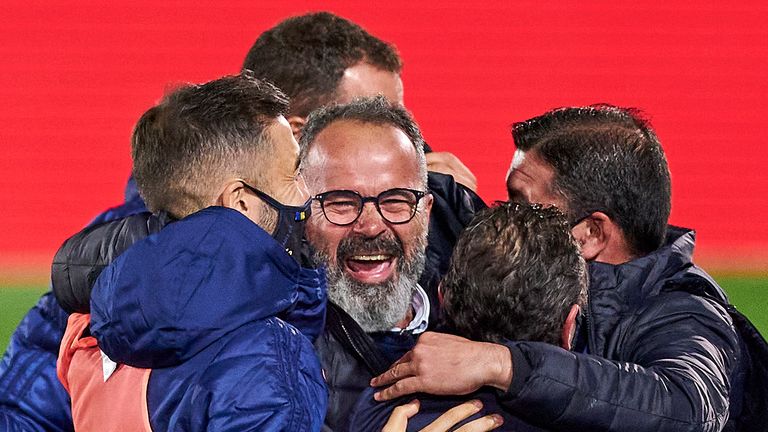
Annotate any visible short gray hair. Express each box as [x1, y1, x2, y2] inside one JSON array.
[[299, 96, 427, 188]]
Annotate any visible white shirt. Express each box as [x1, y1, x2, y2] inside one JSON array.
[[390, 284, 430, 335]]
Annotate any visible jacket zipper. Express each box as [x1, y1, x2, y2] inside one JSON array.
[[338, 317, 367, 366]]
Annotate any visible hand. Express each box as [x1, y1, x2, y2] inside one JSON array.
[[371, 332, 513, 401], [426, 152, 478, 192], [382, 399, 503, 432]]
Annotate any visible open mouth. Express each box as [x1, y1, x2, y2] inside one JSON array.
[[344, 254, 397, 284]]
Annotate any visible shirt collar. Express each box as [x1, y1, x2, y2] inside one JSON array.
[[390, 284, 430, 334]]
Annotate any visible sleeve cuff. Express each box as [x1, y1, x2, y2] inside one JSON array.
[[501, 342, 532, 398]]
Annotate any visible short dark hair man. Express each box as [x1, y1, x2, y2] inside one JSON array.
[[243, 11, 478, 190], [56, 74, 327, 431], [373, 105, 743, 432], [349, 202, 587, 431], [244, 12, 403, 128]]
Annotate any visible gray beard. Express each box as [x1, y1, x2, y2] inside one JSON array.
[[318, 242, 426, 333]]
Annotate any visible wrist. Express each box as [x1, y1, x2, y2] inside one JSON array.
[[485, 342, 513, 391]]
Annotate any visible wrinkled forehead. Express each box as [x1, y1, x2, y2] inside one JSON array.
[[302, 120, 422, 193]]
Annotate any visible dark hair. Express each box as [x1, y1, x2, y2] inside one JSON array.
[[299, 96, 427, 186], [242, 12, 402, 117], [511, 104, 671, 256], [441, 202, 587, 345], [131, 73, 289, 218]]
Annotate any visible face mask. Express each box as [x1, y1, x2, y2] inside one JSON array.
[[269, 197, 311, 262], [239, 181, 311, 263]]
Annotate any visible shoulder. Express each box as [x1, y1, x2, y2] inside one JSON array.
[[150, 318, 326, 431], [621, 287, 739, 365], [636, 282, 733, 330]]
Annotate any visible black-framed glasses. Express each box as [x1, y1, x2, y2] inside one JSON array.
[[312, 188, 428, 226]]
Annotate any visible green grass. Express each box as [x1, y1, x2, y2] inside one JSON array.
[[1, 278, 766, 352], [0, 285, 49, 351], [715, 276, 768, 336]]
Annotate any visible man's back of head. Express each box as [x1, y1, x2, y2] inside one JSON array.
[[508, 105, 671, 257], [131, 73, 289, 219], [441, 202, 587, 347], [243, 12, 403, 119]]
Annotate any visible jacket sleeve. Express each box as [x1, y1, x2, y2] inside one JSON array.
[[0, 292, 73, 432], [188, 320, 328, 432], [498, 292, 738, 432], [0, 186, 147, 432]]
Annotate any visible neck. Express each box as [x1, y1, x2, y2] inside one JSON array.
[[394, 305, 414, 329], [595, 237, 635, 265]]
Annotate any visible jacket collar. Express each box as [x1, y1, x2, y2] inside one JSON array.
[[585, 225, 696, 353]]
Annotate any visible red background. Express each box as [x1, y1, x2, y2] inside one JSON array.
[[1, 1, 767, 275]]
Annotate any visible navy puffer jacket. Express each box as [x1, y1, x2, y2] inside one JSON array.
[[499, 226, 740, 432], [83, 207, 328, 430]]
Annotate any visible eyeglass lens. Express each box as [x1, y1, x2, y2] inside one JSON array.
[[320, 189, 421, 225]]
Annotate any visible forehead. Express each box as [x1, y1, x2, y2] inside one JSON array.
[[336, 62, 404, 105], [506, 149, 566, 208], [262, 117, 299, 165], [304, 120, 421, 193]]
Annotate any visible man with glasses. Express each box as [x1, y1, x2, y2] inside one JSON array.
[[298, 96, 434, 430], [1, 12, 484, 430]]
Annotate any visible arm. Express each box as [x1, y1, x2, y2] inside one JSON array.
[[426, 152, 478, 192], [373, 295, 738, 432], [0, 292, 73, 432], [190, 321, 328, 432]]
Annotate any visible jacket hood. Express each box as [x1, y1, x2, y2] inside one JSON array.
[[90, 206, 326, 368]]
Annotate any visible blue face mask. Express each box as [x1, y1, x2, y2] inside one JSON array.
[[239, 181, 311, 263]]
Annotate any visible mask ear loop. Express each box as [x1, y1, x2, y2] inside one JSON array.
[[239, 180, 313, 219]]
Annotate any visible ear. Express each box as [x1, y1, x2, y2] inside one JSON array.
[[573, 211, 634, 264], [216, 180, 251, 216], [572, 211, 610, 261], [561, 304, 581, 350], [287, 116, 306, 141]]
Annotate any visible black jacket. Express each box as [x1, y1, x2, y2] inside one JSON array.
[[314, 308, 378, 432], [422, 171, 487, 327], [499, 226, 741, 432]]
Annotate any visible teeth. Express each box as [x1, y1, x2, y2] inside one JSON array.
[[350, 255, 390, 261]]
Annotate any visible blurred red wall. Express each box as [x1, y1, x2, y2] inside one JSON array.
[[1, 1, 767, 275]]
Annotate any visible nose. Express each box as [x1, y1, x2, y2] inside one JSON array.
[[351, 201, 387, 237]]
